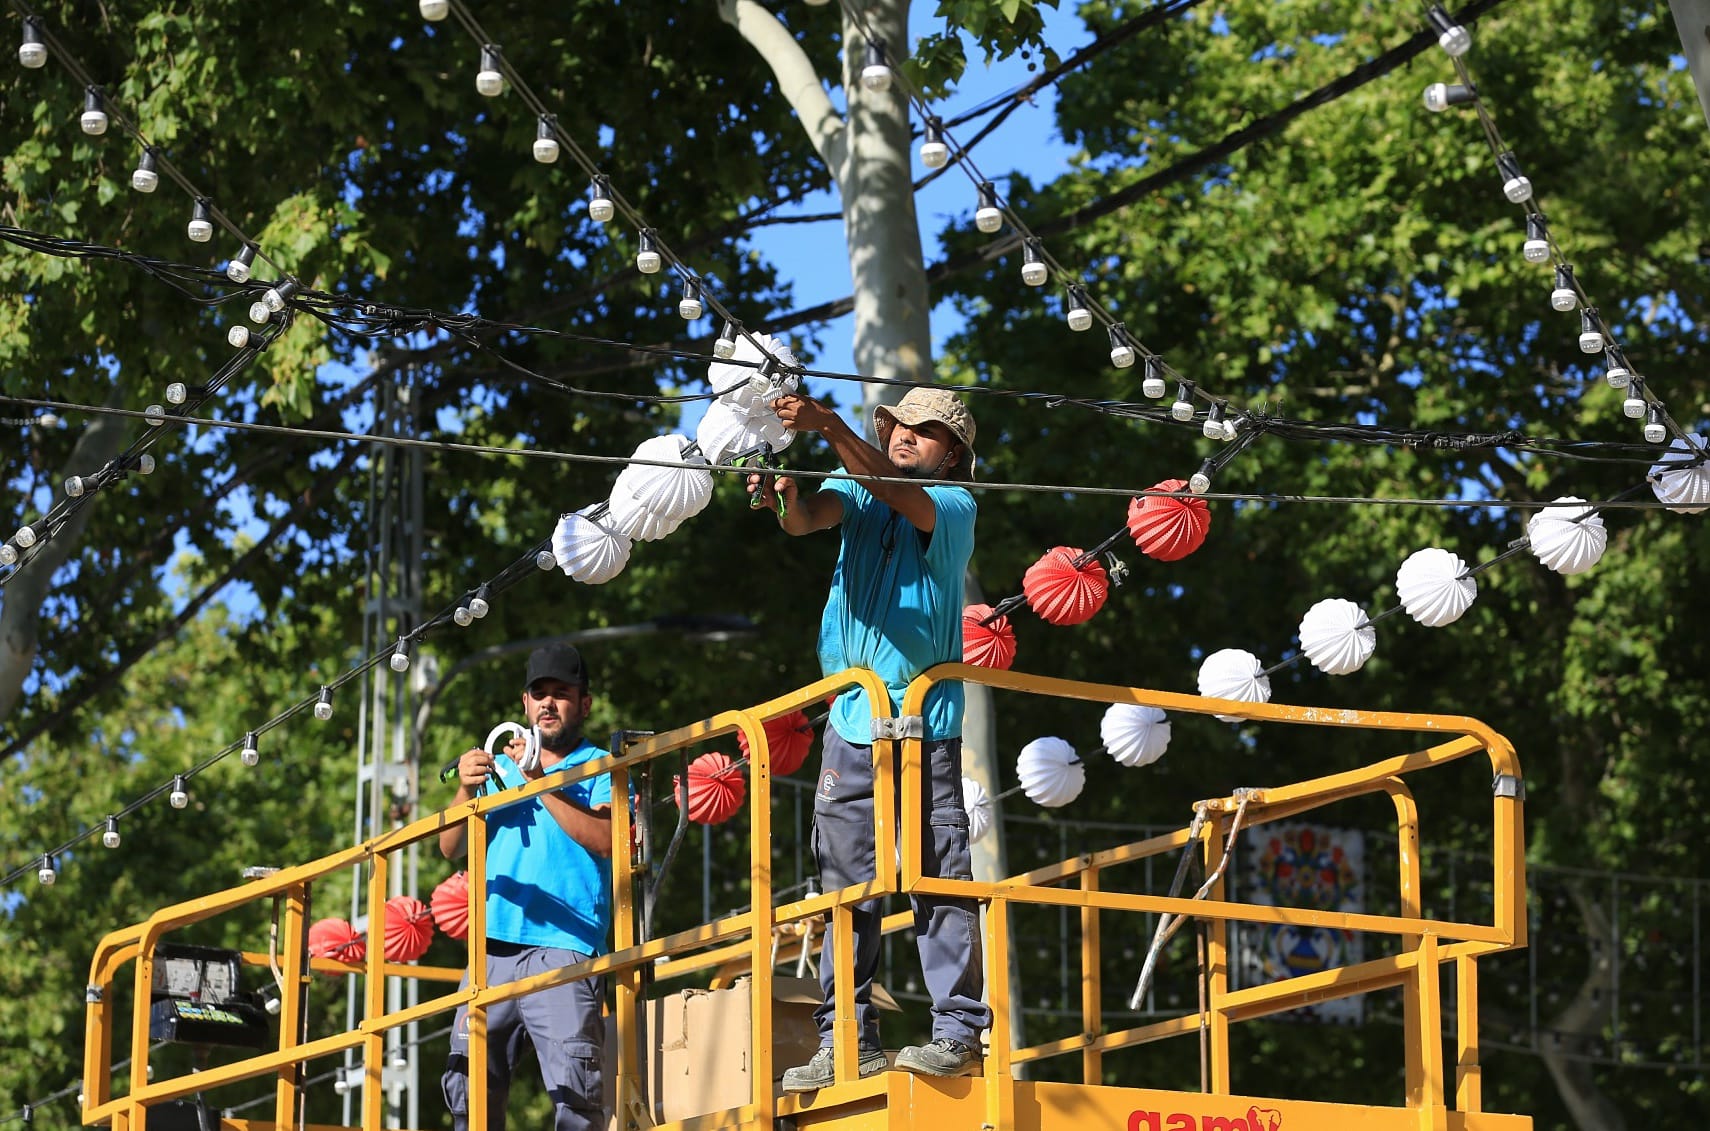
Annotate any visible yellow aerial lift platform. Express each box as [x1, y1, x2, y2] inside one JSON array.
[[81, 665, 1530, 1131]]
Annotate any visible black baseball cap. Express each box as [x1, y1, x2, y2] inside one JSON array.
[[524, 643, 590, 691]]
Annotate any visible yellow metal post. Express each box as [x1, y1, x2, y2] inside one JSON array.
[[1391, 783, 1424, 1103], [744, 713, 776, 1125], [1456, 955, 1482, 1112], [467, 808, 490, 1131], [363, 855, 390, 1131], [1204, 821, 1230, 1095], [984, 894, 1015, 1131], [1414, 932, 1447, 1131], [274, 882, 309, 1130], [610, 748, 641, 1131], [1079, 865, 1103, 1086], [831, 903, 858, 1081]]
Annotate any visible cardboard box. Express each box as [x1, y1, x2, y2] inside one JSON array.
[[638, 975, 897, 1123]]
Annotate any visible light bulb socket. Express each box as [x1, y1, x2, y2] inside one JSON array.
[[588, 176, 614, 223], [1065, 286, 1092, 331], [1577, 309, 1603, 354], [1602, 349, 1631, 389], [1522, 213, 1549, 262], [714, 318, 740, 359], [1422, 82, 1474, 112], [314, 687, 334, 720], [264, 278, 298, 312], [241, 731, 259, 767], [974, 181, 1003, 233], [1427, 5, 1472, 57], [390, 638, 412, 672], [1108, 323, 1136, 368], [1496, 151, 1532, 204], [920, 117, 949, 169], [227, 243, 257, 283], [1171, 381, 1196, 422], [187, 199, 213, 244], [38, 855, 56, 885], [1644, 404, 1666, 443], [861, 39, 892, 94], [477, 45, 504, 96], [130, 147, 159, 193], [533, 115, 560, 164], [1623, 379, 1647, 419], [81, 87, 109, 136], [1189, 466, 1212, 494], [1202, 402, 1227, 439], [19, 18, 47, 68], [102, 816, 121, 849], [170, 775, 189, 809]]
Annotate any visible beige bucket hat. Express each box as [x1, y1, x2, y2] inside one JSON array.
[[872, 387, 978, 481]]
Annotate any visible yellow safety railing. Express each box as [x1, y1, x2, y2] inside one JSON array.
[[83, 665, 1526, 1131]]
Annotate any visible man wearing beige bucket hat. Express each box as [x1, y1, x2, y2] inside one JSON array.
[[747, 385, 989, 1090]]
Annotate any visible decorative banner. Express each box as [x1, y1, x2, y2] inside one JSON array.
[[1239, 822, 1365, 1025]]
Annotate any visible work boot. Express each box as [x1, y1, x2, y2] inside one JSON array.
[[894, 1037, 979, 1077], [780, 1044, 888, 1093]]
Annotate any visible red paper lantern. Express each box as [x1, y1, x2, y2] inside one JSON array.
[[307, 917, 366, 964], [1127, 479, 1211, 561], [1022, 547, 1110, 626], [737, 709, 814, 776], [430, 871, 471, 941], [962, 603, 1017, 670], [676, 751, 747, 824], [382, 894, 436, 962]]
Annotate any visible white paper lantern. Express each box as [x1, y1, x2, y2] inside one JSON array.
[[707, 331, 801, 418], [606, 435, 713, 542], [1649, 434, 1710, 515], [962, 775, 993, 844], [1298, 598, 1376, 676], [1395, 547, 1478, 628], [1099, 703, 1170, 768], [1526, 496, 1607, 575], [695, 400, 795, 466], [1016, 736, 1084, 809], [552, 506, 633, 584], [1196, 648, 1272, 722]]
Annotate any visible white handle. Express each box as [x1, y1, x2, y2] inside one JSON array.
[[484, 721, 541, 773]]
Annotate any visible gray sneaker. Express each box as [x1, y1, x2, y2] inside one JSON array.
[[894, 1037, 979, 1077], [780, 1044, 888, 1093]]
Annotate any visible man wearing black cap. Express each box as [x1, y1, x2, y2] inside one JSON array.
[[439, 643, 613, 1131]]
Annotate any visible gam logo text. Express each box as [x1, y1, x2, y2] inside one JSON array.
[[1128, 1106, 1282, 1131]]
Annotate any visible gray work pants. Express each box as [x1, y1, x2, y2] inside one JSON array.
[[442, 942, 605, 1131], [811, 726, 992, 1048]]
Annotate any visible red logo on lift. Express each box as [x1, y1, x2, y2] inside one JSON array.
[[1127, 1106, 1282, 1131]]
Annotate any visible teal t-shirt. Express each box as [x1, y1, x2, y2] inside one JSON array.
[[482, 737, 614, 956], [816, 473, 976, 745]]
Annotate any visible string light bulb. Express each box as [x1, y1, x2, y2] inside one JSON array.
[[263, 279, 298, 313], [1602, 348, 1631, 389], [187, 199, 213, 244], [390, 638, 412, 673], [314, 687, 334, 721], [80, 87, 108, 136], [975, 182, 1003, 234], [227, 243, 257, 284], [1523, 213, 1550, 263], [1064, 286, 1092, 332], [919, 117, 949, 169], [1189, 460, 1215, 494], [860, 39, 892, 94], [1221, 416, 1240, 443], [714, 318, 740, 360], [476, 45, 504, 97], [1623, 378, 1647, 420], [1644, 404, 1667, 444], [248, 301, 271, 325], [1021, 238, 1047, 287], [170, 775, 189, 809], [166, 382, 188, 405], [453, 604, 474, 627], [227, 325, 250, 348], [14, 526, 35, 549], [1142, 357, 1167, 400], [419, 0, 449, 21], [1108, 323, 1136, 369], [1426, 5, 1472, 57], [1577, 309, 1603, 354], [130, 147, 158, 193], [1495, 151, 1532, 204], [1550, 264, 1577, 312], [0, 543, 16, 567], [679, 278, 704, 321], [134, 454, 155, 475], [636, 230, 663, 275], [102, 816, 121, 849], [532, 115, 560, 164], [1422, 82, 1474, 112], [240, 731, 259, 767], [587, 176, 614, 223], [1202, 402, 1228, 440], [64, 475, 89, 498], [469, 585, 491, 619], [1172, 382, 1196, 422], [19, 17, 46, 68], [38, 855, 56, 886], [535, 549, 556, 570]]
